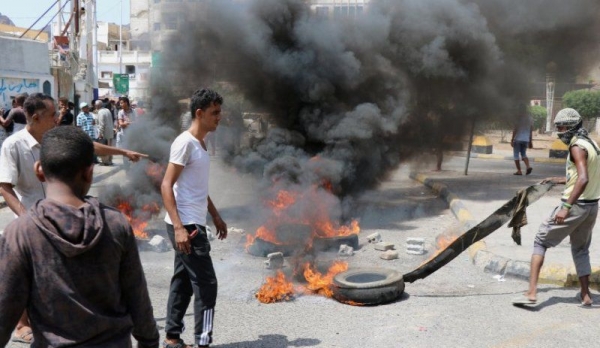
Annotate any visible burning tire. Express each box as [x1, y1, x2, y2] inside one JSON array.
[[332, 268, 404, 305], [313, 234, 359, 252]]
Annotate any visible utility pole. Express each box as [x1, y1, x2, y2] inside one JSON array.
[[120, 0, 123, 75], [92, 0, 98, 91]]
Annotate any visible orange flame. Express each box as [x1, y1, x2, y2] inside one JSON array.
[[303, 261, 348, 298], [255, 270, 295, 304], [246, 187, 360, 250], [419, 234, 458, 267], [116, 199, 161, 239]]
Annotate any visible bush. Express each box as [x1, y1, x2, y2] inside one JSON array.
[[528, 105, 547, 131], [562, 90, 600, 119]]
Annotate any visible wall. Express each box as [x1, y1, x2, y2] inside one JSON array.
[[0, 36, 54, 108]]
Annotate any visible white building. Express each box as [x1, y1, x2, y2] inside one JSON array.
[[0, 36, 55, 109], [308, 0, 370, 18], [97, 50, 151, 100]]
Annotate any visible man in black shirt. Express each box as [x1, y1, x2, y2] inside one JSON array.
[[57, 97, 74, 126]]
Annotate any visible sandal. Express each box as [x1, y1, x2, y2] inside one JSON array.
[[12, 328, 33, 343], [526, 167, 533, 175], [163, 339, 193, 348], [513, 172, 522, 176]]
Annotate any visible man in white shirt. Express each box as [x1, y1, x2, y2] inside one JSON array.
[[161, 89, 228, 348]]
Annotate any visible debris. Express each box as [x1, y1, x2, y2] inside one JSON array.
[[493, 275, 506, 282], [338, 244, 354, 257], [228, 227, 245, 234], [366, 232, 382, 244], [467, 284, 475, 288], [147, 235, 171, 253], [374, 242, 395, 251], [264, 252, 284, 269], [380, 250, 399, 260], [405, 238, 425, 255]]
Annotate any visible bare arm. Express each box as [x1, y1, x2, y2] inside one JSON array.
[[161, 163, 194, 254], [0, 183, 26, 216], [92, 142, 148, 161], [208, 196, 227, 240]]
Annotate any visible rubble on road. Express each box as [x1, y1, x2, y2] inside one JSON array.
[[374, 242, 395, 251], [338, 244, 354, 257], [366, 232, 382, 244], [380, 250, 399, 260], [264, 252, 285, 269]]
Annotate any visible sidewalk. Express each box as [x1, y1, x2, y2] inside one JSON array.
[[412, 155, 600, 287]]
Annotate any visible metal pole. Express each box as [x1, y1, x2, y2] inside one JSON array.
[[119, 0, 123, 75], [464, 117, 476, 176], [93, 0, 98, 89]]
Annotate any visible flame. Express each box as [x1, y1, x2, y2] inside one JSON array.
[[419, 234, 459, 267], [246, 187, 360, 250], [255, 270, 295, 304], [145, 163, 166, 187], [115, 199, 161, 239], [303, 261, 348, 298]]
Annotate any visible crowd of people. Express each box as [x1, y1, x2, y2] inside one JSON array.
[[0, 94, 144, 164], [0, 89, 227, 348]]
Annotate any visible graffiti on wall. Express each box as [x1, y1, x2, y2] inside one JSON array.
[[0, 78, 39, 108]]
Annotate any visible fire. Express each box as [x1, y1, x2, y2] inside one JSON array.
[[303, 261, 348, 298], [255, 261, 349, 303], [255, 270, 295, 304], [246, 187, 360, 250], [145, 163, 166, 188], [116, 199, 161, 239], [419, 234, 459, 267]]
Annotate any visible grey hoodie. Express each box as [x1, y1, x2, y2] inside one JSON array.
[[0, 197, 159, 348]]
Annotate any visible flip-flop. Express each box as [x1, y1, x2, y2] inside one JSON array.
[[526, 168, 533, 175], [12, 328, 33, 343], [511, 294, 536, 305], [576, 292, 593, 307], [513, 172, 522, 176], [163, 339, 193, 348]]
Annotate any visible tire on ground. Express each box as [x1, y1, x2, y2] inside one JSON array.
[[313, 234, 359, 252], [332, 268, 404, 305]]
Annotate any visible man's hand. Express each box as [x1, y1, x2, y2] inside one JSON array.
[[213, 215, 228, 240], [174, 226, 192, 254], [510, 139, 514, 148], [529, 141, 533, 149], [554, 208, 569, 224], [124, 150, 148, 162]]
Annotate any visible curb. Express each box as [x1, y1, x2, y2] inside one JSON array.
[[409, 172, 584, 287], [448, 152, 565, 164]]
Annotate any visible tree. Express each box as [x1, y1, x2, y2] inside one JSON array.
[[528, 105, 547, 131], [562, 90, 600, 119]]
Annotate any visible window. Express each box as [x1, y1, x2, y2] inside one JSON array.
[[101, 71, 113, 79], [126, 65, 136, 79], [315, 6, 329, 18], [163, 13, 178, 30], [153, 23, 161, 31]]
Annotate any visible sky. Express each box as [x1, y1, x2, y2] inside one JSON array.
[[2, 0, 130, 29]]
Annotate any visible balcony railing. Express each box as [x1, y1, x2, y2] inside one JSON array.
[[98, 50, 152, 64]]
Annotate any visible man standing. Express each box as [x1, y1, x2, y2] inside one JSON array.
[[512, 108, 600, 307], [511, 106, 533, 175], [161, 89, 228, 348], [76, 102, 95, 139], [0, 126, 159, 347], [94, 100, 115, 165], [5, 94, 28, 133], [56, 97, 74, 126]]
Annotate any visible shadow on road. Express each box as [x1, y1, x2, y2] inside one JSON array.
[[214, 334, 320, 348]]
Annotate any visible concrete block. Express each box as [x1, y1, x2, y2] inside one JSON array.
[[148, 235, 171, 253], [366, 232, 382, 244], [228, 227, 245, 234], [374, 242, 395, 251], [380, 250, 399, 260], [405, 244, 425, 255], [338, 244, 354, 257], [472, 250, 508, 274], [471, 136, 493, 154], [264, 252, 284, 269], [549, 139, 569, 159], [406, 237, 425, 245], [406, 250, 426, 255], [504, 260, 531, 280]]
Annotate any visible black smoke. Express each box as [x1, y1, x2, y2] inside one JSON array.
[[115, 0, 599, 224]]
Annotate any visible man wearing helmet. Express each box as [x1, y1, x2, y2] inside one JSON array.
[[513, 108, 600, 307]]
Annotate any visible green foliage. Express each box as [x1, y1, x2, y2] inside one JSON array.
[[528, 105, 547, 130], [562, 90, 600, 119]]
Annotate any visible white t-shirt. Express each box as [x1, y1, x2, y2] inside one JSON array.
[[164, 131, 210, 226]]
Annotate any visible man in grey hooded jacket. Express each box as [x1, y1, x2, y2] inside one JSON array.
[[0, 126, 159, 347]]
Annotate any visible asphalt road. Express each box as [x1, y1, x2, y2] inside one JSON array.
[[2, 155, 598, 348]]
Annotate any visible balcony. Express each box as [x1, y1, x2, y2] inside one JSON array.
[[98, 50, 152, 65]]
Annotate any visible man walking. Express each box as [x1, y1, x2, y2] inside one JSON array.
[[512, 108, 600, 306], [0, 126, 159, 347], [511, 106, 533, 175], [161, 89, 228, 348]]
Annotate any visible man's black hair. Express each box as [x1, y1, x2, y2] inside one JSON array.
[[190, 89, 223, 119], [23, 93, 54, 117], [119, 96, 130, 106], [15, 93, 28, 106], [40, 126, 94, 182]]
